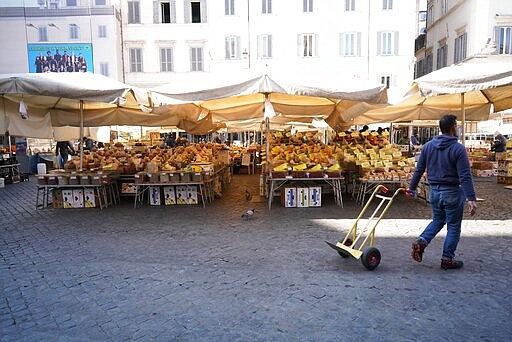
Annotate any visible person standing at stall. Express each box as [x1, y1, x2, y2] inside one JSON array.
[[407, 114, 477, 270], [56, 141, 75, 169]]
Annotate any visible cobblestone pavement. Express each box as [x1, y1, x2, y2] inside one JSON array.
[[1, 175, 511, 341]]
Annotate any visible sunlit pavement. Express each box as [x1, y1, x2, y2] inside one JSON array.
[[1, 175, 511, 341]]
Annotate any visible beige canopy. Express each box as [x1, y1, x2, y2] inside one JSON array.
[[333, 54, 512, 130], [153, 74, 388, 133]]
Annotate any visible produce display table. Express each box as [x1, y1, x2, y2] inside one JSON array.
[[0, 163, 21, 183], [267, 175, 345, 210], [36, 183, 119, 210]]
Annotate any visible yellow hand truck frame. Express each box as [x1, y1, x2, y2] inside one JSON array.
[[326, 184, 409, 270]]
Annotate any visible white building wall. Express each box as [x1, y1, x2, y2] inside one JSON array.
[[425, 0, 512, 70], [122, 0, 419, 103]]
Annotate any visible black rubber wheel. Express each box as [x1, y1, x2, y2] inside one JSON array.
[[337, 238, 353, 258], [361, 247, 381, 270]]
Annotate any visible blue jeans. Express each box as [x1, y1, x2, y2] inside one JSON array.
[[419, 185, 465, 259]]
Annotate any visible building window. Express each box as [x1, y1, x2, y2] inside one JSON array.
[[300, 34, 317, 57], [454, 32, 467, 63], [382, 0, 393, 10], [345, 0, 355, 11], [380, 75, 391, 89], [185, 0, 206, 23], [95, 0, 106, 5], [225, 36, 240, 59], [161, 2, 171, 23], [257, 34, 272, 58], [154, 1, 176, 24], [98, 25, 107, 38], [425, 53, 433, 74], [225, 0, 234, 15], [496, 27, 512, 55], [100, 63, 109, 76], [190, 47, 203, 71], [128, 1, 140, 24], [66, 0, 77, 6], [129, 48, 143, 72], [262, 0, 272, 14], [303, 0, 313, 13], [160, 48, 174, 72], [38, 26, 48, 42], [437, 44, 447, 69], [341, 32, 360, 56], [441, 0, 448, 15], [378, 31, 397, 55], [69, 24, 79, 39], [191, 1, 201, 23]]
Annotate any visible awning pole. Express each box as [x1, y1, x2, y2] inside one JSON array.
[[79, 99, 84, 171], [461, 93, 466, 146]]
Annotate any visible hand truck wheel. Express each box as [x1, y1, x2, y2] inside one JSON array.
[[361, 247, 381, 270]]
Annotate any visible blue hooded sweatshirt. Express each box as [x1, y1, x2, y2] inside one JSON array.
[[409, 134, 476, 201]]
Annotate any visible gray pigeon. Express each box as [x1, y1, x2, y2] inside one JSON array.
[[241, 208, 255, 219], [245, 189, 252, 202]]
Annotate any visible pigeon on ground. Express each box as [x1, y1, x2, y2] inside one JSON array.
[[245, 189, 252, 202], [241, 208, 255, 219]]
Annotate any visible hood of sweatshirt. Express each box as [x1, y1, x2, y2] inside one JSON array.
[[431, 134, 458, 150]]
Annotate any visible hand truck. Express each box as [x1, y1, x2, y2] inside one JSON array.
[[326, 185, 410, 270]]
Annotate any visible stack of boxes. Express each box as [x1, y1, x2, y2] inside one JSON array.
[[281, 186, 322, 208], [497, 153, 512, 184]]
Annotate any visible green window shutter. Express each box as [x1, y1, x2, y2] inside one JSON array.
[[394, 31, 399, 55]]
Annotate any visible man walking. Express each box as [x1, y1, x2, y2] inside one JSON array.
[[407, 114, 477, 270]]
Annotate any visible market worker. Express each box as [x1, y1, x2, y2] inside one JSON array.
[[491, 131, 507, 153], [407, 114, 477, 270], [56, 141, 75, 169]]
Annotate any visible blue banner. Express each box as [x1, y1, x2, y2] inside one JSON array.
[[27, 43, 94, 73]]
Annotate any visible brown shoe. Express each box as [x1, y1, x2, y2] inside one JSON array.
[[411, 239, 427, 262], [440, 259, 464, 270]]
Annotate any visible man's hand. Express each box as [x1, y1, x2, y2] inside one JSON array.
[[404, 188, 416, 198], [467, 201, 477, 217]]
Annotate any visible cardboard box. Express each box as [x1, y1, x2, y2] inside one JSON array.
[[176, 185, 188, 205], [149, 186, 161, 205], [52, 189, 63, 208], [309, 187, 322, 207], [186, 185, 199, 205], [281, 187, 297, 207], [296, 187, 309, 207], [163, 186, 176, 205], [62, 189, 73, 208], [121, 183, 137, 194], [83, 188, 97, 208], [72, 189, 84, 208]]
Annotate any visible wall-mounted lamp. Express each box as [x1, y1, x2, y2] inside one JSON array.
[[48, 23, 59, 29], [26, 23, 37, 29], [242, 48, 249, 59]]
